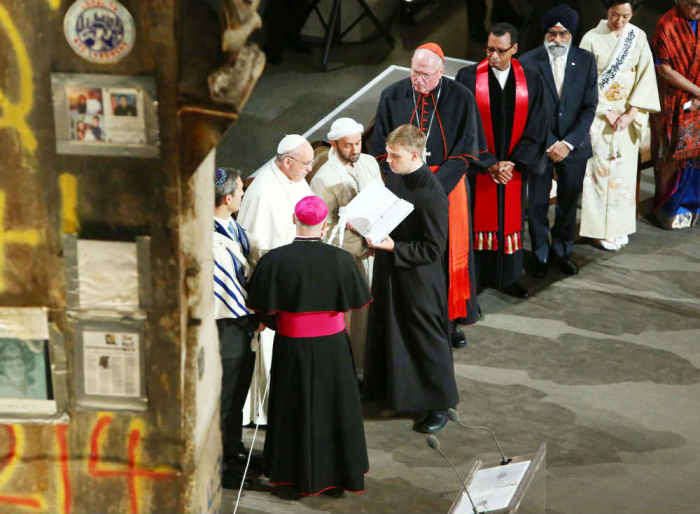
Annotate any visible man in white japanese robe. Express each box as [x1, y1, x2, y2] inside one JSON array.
[[310, 117, 382, 378], [237, 134, 314, 424]]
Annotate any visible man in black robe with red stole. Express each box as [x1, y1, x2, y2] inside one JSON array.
[[364, 124, 458, 434], [246, 196, 370, 497], [369, 42, 495, 348], [456, 23, 549, 298]]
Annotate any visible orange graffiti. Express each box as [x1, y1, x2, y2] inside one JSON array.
[[88, 414, 178, 514], [0, 425, 46, 510], [55, 424, 72, 514]]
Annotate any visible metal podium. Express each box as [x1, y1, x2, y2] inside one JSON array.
[[449, 443, 547, 514]]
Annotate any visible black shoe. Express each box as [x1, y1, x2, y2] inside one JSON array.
[[557, 256, 579, 275], [230, 443, 264, 472], [322, 487, 345, 498], [501, 281, 529, 299], [532, 259, 548, 279], [451, 329, 467, 349], [222, 464, 251, 490], [413, 410, 448, 433]]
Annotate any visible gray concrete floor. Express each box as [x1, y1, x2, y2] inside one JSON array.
[[221, 3, 700, 512]]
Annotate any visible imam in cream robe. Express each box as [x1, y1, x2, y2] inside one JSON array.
[[237, 158, 313, 424], [310, 149, 382, 376], [579, 21, 660, 241]]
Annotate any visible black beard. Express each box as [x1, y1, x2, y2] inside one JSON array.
[[338, 150, 360, 164]]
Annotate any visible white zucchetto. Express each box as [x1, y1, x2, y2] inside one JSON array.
[[277, 134, 308, 155]]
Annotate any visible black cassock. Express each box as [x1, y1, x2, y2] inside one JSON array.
[[364, 165, 459, 413], [246, 239, 370, 495], [455, 62, 548, 289], [368, 77, 494, 323]]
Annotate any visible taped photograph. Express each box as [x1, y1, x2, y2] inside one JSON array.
[[51, 73, 159, 157], [0, 338, 52, 400]]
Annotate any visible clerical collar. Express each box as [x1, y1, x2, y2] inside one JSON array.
[[491, 65, 511, 89], [406, 162, 425, 174], [403, 164, 428, 187], [294, 236, 322, 242]]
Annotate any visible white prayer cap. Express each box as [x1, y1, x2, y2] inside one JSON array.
[[327, 117, 364, 141], [277, 134, 308, 155]]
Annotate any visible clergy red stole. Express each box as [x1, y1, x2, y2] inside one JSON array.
[[473, 59, 528, 254], [276, 311, 345, 338], [651, 7, 700, 146]]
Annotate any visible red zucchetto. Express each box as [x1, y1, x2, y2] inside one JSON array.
[[417, 42, 445, 62]]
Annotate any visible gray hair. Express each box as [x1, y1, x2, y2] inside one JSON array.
[[215, 167, 242, 206]]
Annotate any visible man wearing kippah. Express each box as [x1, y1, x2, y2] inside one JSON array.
[[213, 167, 257, 489], [310, 117, 382, 379], [369, 42, 494, 349], [237, 134, 314, 426], [247, 196, 370, 497], [520, 4, 598, 278]]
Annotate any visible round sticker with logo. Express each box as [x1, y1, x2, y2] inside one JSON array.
[[64, 0, 136, 63]]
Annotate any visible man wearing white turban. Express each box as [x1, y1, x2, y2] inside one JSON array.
[[237, 134, 314, 425], [310, 118, 382, 379]]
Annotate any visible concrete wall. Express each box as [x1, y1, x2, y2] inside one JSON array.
[[0, 1, 218, 513]]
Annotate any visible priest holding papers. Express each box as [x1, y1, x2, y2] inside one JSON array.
[[311, 117, 382, 377], [364, 124, 458, 434], [369, 42, 494, 348], [237, 134, 313, 425], [247, 196, 370, 497]]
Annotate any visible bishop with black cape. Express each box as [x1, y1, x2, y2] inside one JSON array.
[[246, 196, 370, 496]]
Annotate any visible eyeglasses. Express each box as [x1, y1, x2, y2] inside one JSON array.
[[286, 155, 313, 167], [410, 68, 440, 80], [486, 45, 514, 56], [546, 29, 570, 38]]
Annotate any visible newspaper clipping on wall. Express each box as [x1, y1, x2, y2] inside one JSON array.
[[83, 330, 140, 398]]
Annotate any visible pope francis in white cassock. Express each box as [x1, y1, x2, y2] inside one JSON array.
[[310, 118, 381, 377], [237, 134, 313, 425]]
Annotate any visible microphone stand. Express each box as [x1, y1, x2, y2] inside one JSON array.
[[448, 408, 511, 465], [426, 435, 481, 514]]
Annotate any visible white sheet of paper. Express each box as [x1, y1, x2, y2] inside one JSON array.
[[338, 182, 413, 244], [466, 460, 531, 511]]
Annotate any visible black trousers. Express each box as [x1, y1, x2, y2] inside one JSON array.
[[217, 317, 255, 465], [528, 158, 587, 262]]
